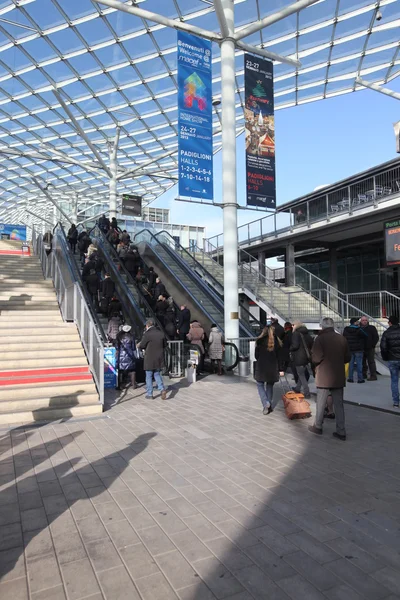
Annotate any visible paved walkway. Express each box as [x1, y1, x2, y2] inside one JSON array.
[[1, 374, 400, 600]]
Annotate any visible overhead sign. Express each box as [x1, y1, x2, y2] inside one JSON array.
[[121, 194, 142, 217], [244, 54, 276, 209], [385, 219, 400, 265], [177, 31, 213, 200], [0, 224, 27, 241]]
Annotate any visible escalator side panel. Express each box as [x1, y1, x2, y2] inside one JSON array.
[[138, 242, 214, 332]]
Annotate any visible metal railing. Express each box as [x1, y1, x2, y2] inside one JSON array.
[[344, 291, 400, 320], [32, 228, 105, 404], [206, 162, 400, 250]]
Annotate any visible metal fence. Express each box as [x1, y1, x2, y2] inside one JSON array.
[[32, 228, 105, 405], [168, 340, 184, 378]]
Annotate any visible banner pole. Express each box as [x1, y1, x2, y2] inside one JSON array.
[[221, 0, 239, 340]]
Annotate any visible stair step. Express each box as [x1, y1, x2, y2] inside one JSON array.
[[0, 307, 60, 314], [0, 356, 88, 369], [1, 341, 82, 351], [0, 326, 79, 334], [0, 402, 102, 424], [0, 381, 96, 400], [0, 365, 90, 378], [0, 393, 100, 412], [1, 349, 88, 360], [0, 314, 63, 323]]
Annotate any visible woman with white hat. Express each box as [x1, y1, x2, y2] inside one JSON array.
[[115, 324, 137, 390]]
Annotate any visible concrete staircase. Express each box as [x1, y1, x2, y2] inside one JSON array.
[[0, 244, 102, 424]]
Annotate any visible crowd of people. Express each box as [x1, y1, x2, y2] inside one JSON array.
[[67, 217, 227, 393], [254, 314, 392, 441]]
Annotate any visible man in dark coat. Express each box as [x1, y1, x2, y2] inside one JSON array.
[[343, 317, 368, 383], [177, 305, 191, 341], [100, 273, 115, 312], [360, 315, 379, 380], [154, 278, 167, 299], [381, 315, 400, 407], [147, 267, 158, 292], [85, 269, 100, 309], [82, 257, 96, 281], [271, 317, 285, 341], [98, 214, 110, 234], [138, 319, 167, 400], [78, 232, 91, 266], [310, 317, 351, 440]]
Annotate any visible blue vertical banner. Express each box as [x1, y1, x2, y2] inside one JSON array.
[[177, 31, 213, 200], [104, 346, 117, 389]]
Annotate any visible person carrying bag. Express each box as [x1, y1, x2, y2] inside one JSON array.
[[290, 321, 314, 399]]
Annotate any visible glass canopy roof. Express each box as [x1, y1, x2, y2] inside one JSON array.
[[0, 0, 398, 226]]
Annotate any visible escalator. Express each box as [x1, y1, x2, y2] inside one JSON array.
[[134, 229, 257, 338], [92, 226, 241, 372], [91, 226, 169, 338]]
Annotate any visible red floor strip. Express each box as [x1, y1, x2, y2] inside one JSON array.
[[0, 374, 93, 387], [0, 366, 90, 378]]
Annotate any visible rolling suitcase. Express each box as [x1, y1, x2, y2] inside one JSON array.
[[280, 374, 311, 420], [134, 349, 146, 384]]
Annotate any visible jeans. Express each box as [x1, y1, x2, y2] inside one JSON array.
[[146, 370, 165, 397], [293, 365, 310, 396], [388, 360, 400, 405], [349, 351, 364, 381], [256, 381, 274, 408], [314, 388, 346, 436]]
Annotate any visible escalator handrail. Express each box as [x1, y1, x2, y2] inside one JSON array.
[[153, 230, 229, 311], [56, 224, 108, 344], [151, 231, 259, 337], [133, 229, 224, 331], [92, 226, 169, 339], [155, 230, 225, 296], [90, 235, 147, 338]]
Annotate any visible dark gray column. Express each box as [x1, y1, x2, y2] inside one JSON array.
[[258, 251, 266, 281], [329, 246, 338, 289], [329, 246, 339, 312], [285, 243, 295, 287]]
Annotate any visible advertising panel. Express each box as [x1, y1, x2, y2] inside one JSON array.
[[385, 219, 400, 265], [244, 54, 276, 209], [178, 31, 213, 200], [104, 346, 117, 389], [0, 224, 27, 240], [121, 194, 142, 217]]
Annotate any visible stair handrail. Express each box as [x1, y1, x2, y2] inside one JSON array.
[[53, 224, 108, 344], [32, 228, 105, 404]]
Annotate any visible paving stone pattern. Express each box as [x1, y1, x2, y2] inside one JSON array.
[[1, 375, 400, 599]]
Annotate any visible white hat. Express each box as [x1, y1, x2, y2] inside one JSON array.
[[122, 325, 131, 333]]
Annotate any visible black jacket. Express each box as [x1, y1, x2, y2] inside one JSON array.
[[138, 326, 166, 371], [178, 308, 191, 335], [155, 300, 168, 317], [67, 227, 78, 242], [343, 324, 367, 352], [78, 235, 91, 253], [254, 332, 282, 383], [381, 325, 400, 361], [154, 282, 167, 299], [148, 271, 158, 290], [361, 324, 379, 350], [82, 260, 96, 280], [290, 326, 313, 367], [86, 273, 99, 295], [272, 321, 285, 341], [100, 278, 115, 299], [108, 299, 122, 319], [124, 251, 139, 273]]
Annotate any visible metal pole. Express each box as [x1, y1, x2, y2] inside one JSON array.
[[109, 128, 120, 221], [221, 0, 239, 341], [71, 192, 78, 224]]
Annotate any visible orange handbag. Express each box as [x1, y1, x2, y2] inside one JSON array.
[[282, 391, 312, 420]]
